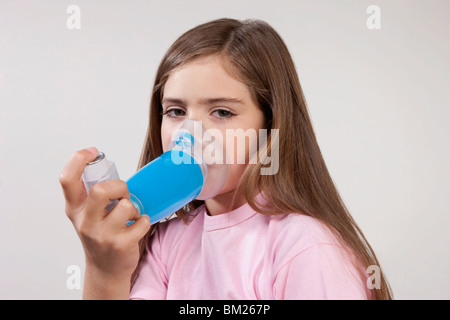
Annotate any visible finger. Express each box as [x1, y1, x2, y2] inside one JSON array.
[[106, 198, 140, 229], [124, 214, 151, 243], [84, 180, 130, 221], [59, 147, 98, 211]]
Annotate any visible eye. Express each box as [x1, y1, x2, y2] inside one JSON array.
[[161, 107, 186, 118], [161, 107, 235, 120], [212, 109, 235, 120]]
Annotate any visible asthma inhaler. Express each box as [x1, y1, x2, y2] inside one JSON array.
[[82, 119, 228, 224], [82, 151, 120, 212]]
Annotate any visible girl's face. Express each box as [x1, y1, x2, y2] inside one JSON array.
[[161, 55, 265, 197]]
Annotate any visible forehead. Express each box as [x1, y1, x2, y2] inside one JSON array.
[[163, 55, 252, 101]]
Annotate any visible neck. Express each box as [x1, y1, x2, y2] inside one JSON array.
[[204, 188, 246, 216]]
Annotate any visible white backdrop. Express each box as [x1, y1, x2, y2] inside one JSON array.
[[0, 0, 449, 299]]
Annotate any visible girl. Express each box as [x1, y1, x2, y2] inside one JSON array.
[[60, 18, 392, 299]]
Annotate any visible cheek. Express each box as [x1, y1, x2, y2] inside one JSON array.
[[160, 121, 174, 153], [224, 131, 259, 165]]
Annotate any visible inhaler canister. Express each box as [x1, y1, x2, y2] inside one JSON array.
[[82, 151, 120, 212]]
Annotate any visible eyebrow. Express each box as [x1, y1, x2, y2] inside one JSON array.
[[161, 97, 243, 106]]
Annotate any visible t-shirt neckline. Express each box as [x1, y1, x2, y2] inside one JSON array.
[[203, 201, 258, 231]]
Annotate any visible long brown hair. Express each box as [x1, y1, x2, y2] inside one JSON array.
[[132, 18, 392, 299]]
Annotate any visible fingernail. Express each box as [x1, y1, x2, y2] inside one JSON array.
[[86, 147, 98, 156]]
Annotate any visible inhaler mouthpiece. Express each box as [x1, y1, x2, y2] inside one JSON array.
[[167, 119, 228, 200]]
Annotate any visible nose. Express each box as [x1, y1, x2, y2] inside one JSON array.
[[185, 116, 210, 131], [169, 118, 205, 137], [167, 118, 206, 154], [185, 108, 204, 123]]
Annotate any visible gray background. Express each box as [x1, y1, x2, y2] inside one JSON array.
[[0, 0, 449, 299]]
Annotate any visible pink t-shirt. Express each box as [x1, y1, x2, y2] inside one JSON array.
[[130, 198, 371, 300]]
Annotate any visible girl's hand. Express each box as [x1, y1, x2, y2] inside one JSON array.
[[59, 148, 151, 299]]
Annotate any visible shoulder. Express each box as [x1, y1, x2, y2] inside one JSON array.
[[266, 214, 370, 299], [267, 213, 341, 248], [264, 213, 346, 269]]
